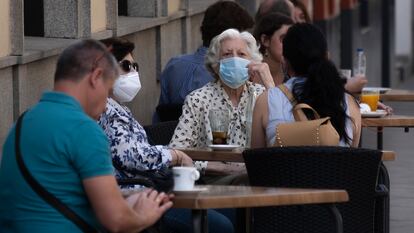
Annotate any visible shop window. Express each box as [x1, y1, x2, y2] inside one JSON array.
[[24, 0, 44, 36], [118, 0, 128, 16]]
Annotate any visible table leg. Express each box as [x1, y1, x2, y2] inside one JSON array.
[[327, 204, 343, 233], [192, 209, 208, 233], [377, 126, 383, 150], [236, 208, 247, 233]]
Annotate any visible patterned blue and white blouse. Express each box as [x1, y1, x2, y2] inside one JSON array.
[[98, 98, 172, 180]]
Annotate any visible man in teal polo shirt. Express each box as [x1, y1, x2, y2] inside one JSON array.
[[0, 39, 172, 232]]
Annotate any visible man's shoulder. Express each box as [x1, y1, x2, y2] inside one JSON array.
[[48, 106, 105, 138], [165, 50, 204, 68]]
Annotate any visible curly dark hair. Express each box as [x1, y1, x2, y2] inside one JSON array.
[[253, 12, 294, 54], [200, 1, 254, 47], [283, 23, 351, 144], [101, 37, 135, 62]]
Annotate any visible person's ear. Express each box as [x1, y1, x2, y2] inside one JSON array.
[[212, 63, 219, 76], [260, 34, 270, 48], [326, 51, 330, 59], [89, 67, 104, 88]]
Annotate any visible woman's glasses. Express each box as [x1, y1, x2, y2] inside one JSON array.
[[119, 60, 139, 72]]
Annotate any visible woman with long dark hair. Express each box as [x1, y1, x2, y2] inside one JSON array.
[[251, 23, 361, 148]]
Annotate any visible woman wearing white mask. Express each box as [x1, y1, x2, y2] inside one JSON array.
[[170, 29, 274, 179], [98, 38, 234, 233], [99, 38, 193, 176]]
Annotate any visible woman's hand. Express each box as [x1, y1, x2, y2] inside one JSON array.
[[377, 102, 393, 114], [344, 75, 368, 93], [247, 62, 275, 89], [205, 162, 246, 176], [170, 149, 194, 167]]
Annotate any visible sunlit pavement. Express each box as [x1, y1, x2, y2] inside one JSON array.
[[361, 76, 414, 233]]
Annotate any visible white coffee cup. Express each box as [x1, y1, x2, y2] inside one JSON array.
[[172, 167, 200, 191]]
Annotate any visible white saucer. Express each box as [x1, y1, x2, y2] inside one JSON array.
[[361, 110, 387, 118], [208, 144, 240, 151], [362, 87, 392, 94], [174, 187, 208, 193]]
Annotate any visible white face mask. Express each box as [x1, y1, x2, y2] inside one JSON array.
[[113, 71, 141, 103]]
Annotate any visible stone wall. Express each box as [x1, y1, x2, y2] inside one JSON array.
[[0, 0, 216, 156], [0, 67, 14, 155]]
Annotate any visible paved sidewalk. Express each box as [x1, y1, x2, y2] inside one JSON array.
[[361, 76, 414, 233]]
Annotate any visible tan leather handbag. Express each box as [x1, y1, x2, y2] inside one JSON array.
[[273, 85, 340, 147]]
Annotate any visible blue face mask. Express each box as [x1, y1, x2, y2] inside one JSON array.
[[219, 57, 251, 89]]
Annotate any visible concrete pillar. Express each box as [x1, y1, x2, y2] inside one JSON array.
[[12, 64, 27, 120], [0, 0, 11, 57], [10, 0, 24, 55], [106, 0, 117, 36], [0, 67, 14, 156], [181, 16, 191, 54], [44, 0, 91, 38]]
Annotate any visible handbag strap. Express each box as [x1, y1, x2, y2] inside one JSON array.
[[293, 104, 321, 119], [15, 112, 98, 233], [277, 84, 307, 121], [277, 84, 297, 105]]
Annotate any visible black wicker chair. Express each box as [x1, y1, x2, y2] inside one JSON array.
[[143, 120, 179, 145], [243, 146, 383, 233], [156, 104, 183, 122]]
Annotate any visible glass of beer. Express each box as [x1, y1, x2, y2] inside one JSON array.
[[361, 88, 379, 111], [208, 109, 230, 145]]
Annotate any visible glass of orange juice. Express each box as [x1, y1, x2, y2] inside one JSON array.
[[361, 88, 379, 111]]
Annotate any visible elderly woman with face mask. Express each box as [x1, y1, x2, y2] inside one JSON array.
[[98, 38, 235, 233], [170, 29, 274, 178]]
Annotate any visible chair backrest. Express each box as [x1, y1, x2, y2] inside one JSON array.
[[243, 146, 382, 233], [144, 120, 179, 145], [156, 104, 183, 122]]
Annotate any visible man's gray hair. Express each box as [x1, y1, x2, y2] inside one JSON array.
[[54, 39, 118, 82], [205, 29, 262, 79]]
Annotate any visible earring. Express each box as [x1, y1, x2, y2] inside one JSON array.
[[264, 48, 269, 57]]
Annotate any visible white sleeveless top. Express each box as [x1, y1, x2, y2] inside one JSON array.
[[265, 77, 353, 147]]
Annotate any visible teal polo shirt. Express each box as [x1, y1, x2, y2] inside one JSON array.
[[0, 91, 114, 232]]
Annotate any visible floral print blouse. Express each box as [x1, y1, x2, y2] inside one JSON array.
[[169, 80, 265, 170], [98, 98, 172, 180]]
